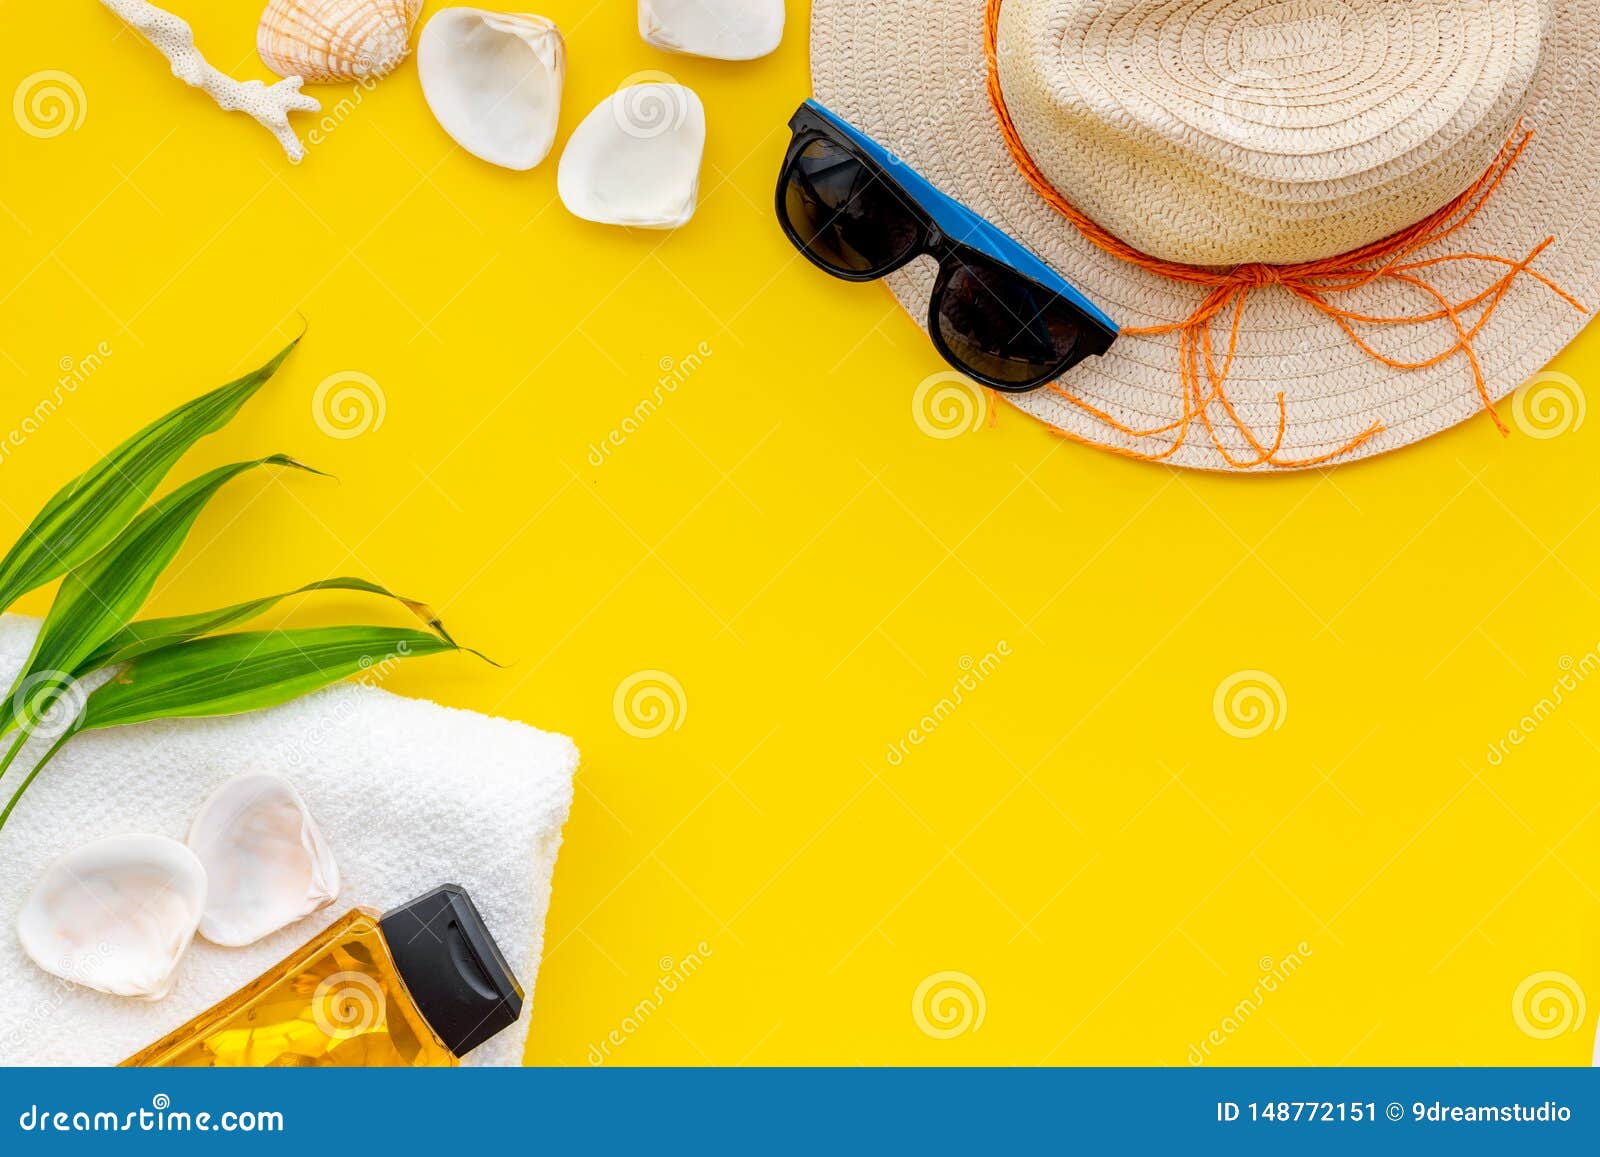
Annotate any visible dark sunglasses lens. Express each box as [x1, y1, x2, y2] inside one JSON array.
[[936, 259, 1084, 388], [782, 137, 922, 275]]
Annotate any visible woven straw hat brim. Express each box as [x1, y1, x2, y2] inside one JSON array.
[[809, 0, 1600, 471]]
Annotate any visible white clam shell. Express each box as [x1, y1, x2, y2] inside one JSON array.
[[557, 83, 706, 229], [257, 0, 423, 83], [188, 773, 340, 948], [638, 0, 785, 61], [17, 834, 206, 1000], [418, 9, 566, 171]]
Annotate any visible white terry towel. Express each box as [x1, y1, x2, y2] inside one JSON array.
[[0, 615, 577, 1066]]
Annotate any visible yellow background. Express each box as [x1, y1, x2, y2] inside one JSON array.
[[4, 1, 1599, 1066]]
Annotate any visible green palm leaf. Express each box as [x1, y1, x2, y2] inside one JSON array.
[[0, 339, 298, 615], [81, 578, 450, 670], [0, 626, 471, 828], [4, 455, 321, 733], [0, 330, 501, 840], [79, 626, 462, 729]]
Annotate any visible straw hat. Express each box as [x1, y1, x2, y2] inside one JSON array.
[[809, 0, 1599, 469]]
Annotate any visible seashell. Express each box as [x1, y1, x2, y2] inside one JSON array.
[[557, 83, 706, 229], [417, 9, 566, 171], [638, 0, 785, 61], [257, 0, 424, 83], [17, 834, 206, 1000], [188, 773, 340, 948]]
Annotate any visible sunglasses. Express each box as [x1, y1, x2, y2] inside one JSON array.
[[775, 100, 1118, 393]]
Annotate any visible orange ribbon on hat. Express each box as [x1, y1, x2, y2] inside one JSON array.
[[982, 0, 1587, 468]]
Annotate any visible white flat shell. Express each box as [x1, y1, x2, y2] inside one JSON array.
[[638, 0, 784, 60], [557, 83, 706, 228], [188, 773, 340, 948], [17, 834, 206, 1000], [418, 8, 566, 171]]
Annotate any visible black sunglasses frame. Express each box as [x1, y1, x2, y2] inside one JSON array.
[[775, 104, 1116, 393]]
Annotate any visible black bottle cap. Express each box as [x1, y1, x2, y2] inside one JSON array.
[[379, 884, 524, 1059]]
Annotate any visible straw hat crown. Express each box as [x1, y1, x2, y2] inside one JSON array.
[[995, 0, 1552, 266]]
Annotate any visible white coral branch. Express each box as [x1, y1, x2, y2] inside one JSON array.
[[99, 0, 320, 162]]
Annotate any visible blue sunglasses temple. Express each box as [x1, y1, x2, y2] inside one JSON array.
[[799, 99, 1120, 338]]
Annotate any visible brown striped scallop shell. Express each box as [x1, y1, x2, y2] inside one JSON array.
[[257, 0, 424, 83]]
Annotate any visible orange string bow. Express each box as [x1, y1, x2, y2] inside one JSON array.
[[982, 0, 1586, 467]]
